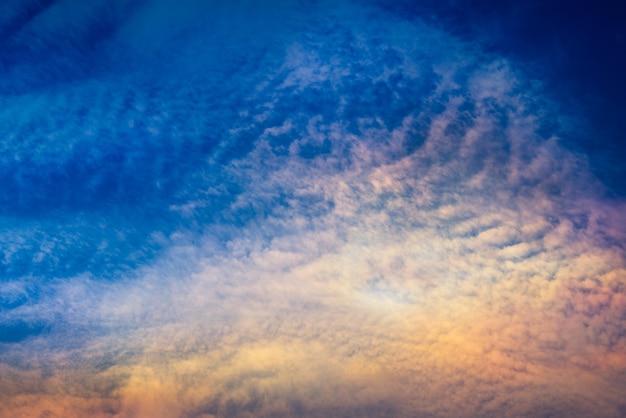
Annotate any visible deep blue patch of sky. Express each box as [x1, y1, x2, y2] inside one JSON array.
[[0, 0, 273, 280], [375, 0, 626, 196]]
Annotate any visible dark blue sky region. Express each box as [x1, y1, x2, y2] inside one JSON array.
[[1, 0, 280, 279], [380, 0, 626, 195]]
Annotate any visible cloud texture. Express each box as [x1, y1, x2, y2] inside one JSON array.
[[1, 1, 625, 417]]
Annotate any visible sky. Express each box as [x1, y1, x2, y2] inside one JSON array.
[[0, 0, 625, 417]]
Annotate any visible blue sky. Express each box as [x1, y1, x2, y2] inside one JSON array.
[[374, 0, 626, 193], [1, 1, 625, 417]]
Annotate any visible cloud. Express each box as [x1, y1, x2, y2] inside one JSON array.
[[1, 0, 625, 417]]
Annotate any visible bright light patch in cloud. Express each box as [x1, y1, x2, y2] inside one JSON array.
[[1, 1, 625, 417]]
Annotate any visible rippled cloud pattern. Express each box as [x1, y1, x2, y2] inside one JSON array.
[[1, 1, 625, 417]]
